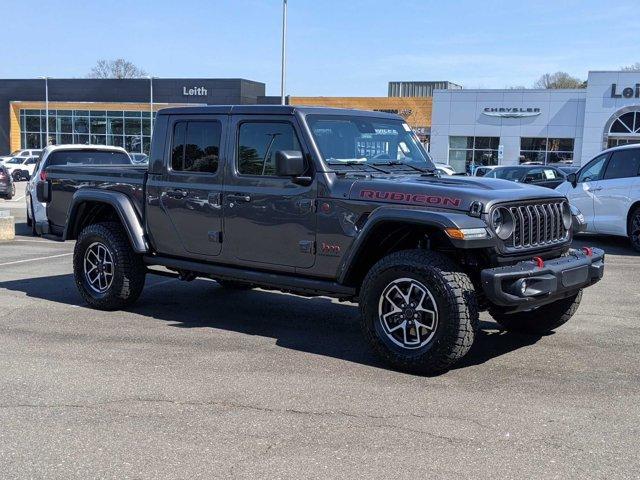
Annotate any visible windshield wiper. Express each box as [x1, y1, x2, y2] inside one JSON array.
[[326, 160, 390, 174], [372, 161, 437, 175]]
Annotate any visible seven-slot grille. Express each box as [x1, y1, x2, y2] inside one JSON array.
[[506, 201, 568, 249]]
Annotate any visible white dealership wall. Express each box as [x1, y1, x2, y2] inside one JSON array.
[[430, 70, 640, 167]]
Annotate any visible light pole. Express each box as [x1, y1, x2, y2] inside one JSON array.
[[147, 76, 154, 138], [39, 76, 49, 147], [280, 0, 287, 105]]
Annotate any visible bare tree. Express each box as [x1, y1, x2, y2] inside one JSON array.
[[87, 59, 147, 79], [620, 62, 640, 72], [533, 72, 586, 89]]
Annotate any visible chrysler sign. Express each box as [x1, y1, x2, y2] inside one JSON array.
[[482, 107, 541, 118]]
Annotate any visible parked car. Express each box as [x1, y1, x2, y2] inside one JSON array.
[[4, 155, 39, 181], [129, 153, 149, 164], [0, 149, 42, 164], [26, 144, 132, 235], [556, 144, 640, 251], [0, 164, 15, 200], [484, 165, 566, 189], [473, 165, 499, 177], [434, 162, 456, 175], [37, 105, 603, 374], [549, 163, 579, 176]]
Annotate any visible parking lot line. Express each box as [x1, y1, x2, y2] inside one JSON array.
[[0, 252, 73, 267]]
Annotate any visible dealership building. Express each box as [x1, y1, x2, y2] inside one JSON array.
[[0, 78, 265, 155], [430, 70, 640, 172]]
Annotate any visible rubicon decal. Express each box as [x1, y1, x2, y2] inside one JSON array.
[[359, 189, 461, 207]]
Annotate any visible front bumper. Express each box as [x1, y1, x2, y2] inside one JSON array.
[[481, 248, 604, 312]]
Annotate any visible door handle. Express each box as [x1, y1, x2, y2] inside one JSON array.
[[227, 194, 251, 203], [166, 189, 188, 199], [587, 187, 602, 192]]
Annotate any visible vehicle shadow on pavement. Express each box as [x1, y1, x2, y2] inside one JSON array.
[[572, 234, 638, 256], [0, 273, 549, 375]]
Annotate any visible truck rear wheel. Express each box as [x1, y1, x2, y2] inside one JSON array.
[[73, 222, 146, 310], [360, 249, 478, 375], [489, 291, 582, 334]]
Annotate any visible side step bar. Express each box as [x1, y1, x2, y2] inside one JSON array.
[[143, 255, 356, 299]]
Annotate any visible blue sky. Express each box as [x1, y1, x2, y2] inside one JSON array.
[[2, 0, 638, 96]]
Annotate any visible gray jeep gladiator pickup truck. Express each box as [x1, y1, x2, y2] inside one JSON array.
[[37, 105, 604, 374]]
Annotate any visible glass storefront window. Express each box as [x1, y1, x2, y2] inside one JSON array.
[[520, 137, 574, 164], [448, 136, 499, 173], [19, 108, 156, 152]]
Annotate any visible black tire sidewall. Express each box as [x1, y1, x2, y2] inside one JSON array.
[[629, 208, 640, 252]]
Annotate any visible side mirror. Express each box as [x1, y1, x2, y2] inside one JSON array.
[[36, 180, 51, 203], [523, 176, 534, 183], [275, 150, 306, 177], [566, 173, 577, 187]]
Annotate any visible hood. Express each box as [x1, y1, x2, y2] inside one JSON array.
[[349, 175, 566, 213]]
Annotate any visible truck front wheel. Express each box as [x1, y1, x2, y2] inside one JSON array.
[[360, 250, 478, 375], [488, 291, 582, 334], [73, 222, 146, 310]]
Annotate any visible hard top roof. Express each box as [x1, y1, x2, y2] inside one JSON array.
[[157, 104, 403, 120]]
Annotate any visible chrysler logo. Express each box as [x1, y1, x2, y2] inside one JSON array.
[[482, 107, 541, 118]]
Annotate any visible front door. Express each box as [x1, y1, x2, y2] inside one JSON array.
[[146, 114, 226, 258], [594, 147, 640, 235], [563, 153, 610, 231], [222, 116, 316, 270]]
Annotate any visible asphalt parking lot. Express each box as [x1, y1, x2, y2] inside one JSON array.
[[0, 183, 639, 479]]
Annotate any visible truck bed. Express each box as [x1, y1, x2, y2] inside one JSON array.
[[46, 164, 148, 235]]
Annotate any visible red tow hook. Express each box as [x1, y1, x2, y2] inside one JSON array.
[[582, 246, 593, 257], [532, 256, 544, 268]]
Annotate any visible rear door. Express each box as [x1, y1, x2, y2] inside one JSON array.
[[594, 148, 640, 235], [222, 115, 316, 270], [146, 114, 226, 258]]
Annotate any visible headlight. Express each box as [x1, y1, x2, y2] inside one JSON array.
[[491, 207, 515, 240], [562, 202, 572, 229]]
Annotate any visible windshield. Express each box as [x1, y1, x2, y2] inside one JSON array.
[[306, 114, 435, 170], [487, 167, 525, 181], [7, 157, 24, 164], [46, 150, 132, 166]]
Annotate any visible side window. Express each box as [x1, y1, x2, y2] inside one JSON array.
[[237, 122, 301, 176], [603, 149, 640, 180], [578, 154, 608, 183], [26, 157, 38, 165], [524, 168, 545, 182], [171, 120, 221, 174]]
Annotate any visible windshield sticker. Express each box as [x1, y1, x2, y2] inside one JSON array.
[[360, 189, 461, 207]]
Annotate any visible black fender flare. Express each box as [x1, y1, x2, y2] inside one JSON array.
[[336, 205, 491, 284], [64, 189, 148, 253]]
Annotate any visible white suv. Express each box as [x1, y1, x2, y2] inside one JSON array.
[[0, 149, 42, 164], [556, 144, 640, 251], [26, 145, 132, 235]]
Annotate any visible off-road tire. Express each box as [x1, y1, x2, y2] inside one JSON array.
[[628, 206, 640, 252], [489, 291, 582, 334], [360, 249, 479, 375], [216, 279, 253, 290], [73, 222, 146, 310]]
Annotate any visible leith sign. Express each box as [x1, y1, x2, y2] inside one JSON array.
[[482, 107, 541, 118], [182, 86, 208, 97], [610, 84, 640, 99]]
